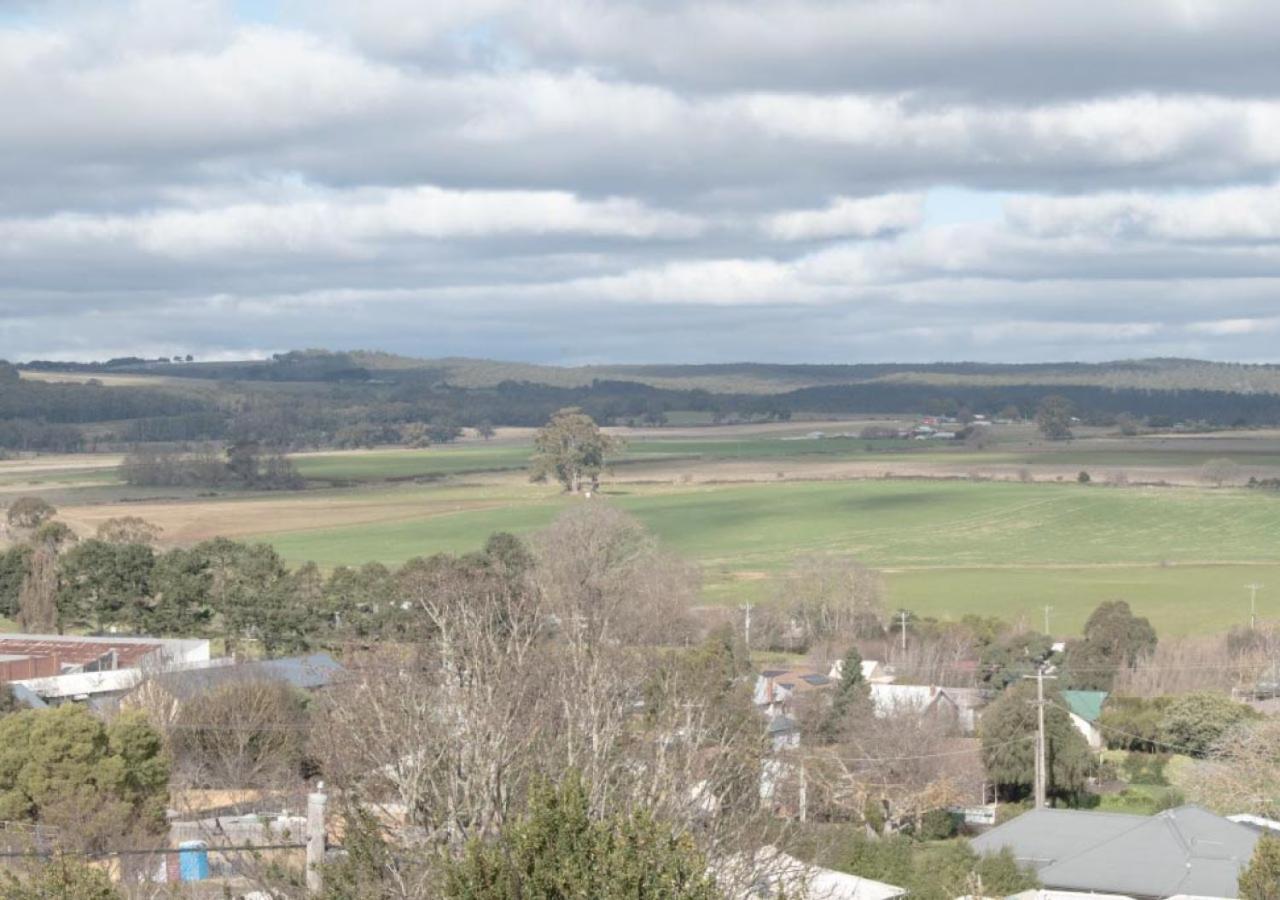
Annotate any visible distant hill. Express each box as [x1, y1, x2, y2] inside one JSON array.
[[343, 354, 1280, 397]]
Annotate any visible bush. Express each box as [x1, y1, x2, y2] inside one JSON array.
[[918, 809, 958, 841], [1077, 470, 1091, 483]]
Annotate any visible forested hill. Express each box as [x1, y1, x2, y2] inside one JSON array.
[[7, 353, 1280, 453]]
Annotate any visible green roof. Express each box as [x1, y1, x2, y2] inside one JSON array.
[[1061, 690, 1108, 723]]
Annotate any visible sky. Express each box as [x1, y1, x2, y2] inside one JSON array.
[[2, 0, 1280, 365]]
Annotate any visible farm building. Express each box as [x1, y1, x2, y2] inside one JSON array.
[[0, 633, 211, 706]]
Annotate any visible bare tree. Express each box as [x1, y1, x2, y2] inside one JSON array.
[[774, 554, 885, 658], [1186, 717, 1280, 819]]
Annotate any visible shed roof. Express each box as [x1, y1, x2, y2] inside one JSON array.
[[145, 652, 344, 702], [1061, 690, 1108, 723]]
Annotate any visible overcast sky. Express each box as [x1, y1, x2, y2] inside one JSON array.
[[3, 0, 1280, 365]]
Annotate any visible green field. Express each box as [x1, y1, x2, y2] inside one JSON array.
[[249, 479, 1280, 636], [290, 437, 972, 483]]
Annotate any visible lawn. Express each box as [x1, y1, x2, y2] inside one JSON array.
[[248, 479, 1280, 635]]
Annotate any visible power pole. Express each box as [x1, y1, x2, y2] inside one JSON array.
[[306, 786, 327, 895], [740, 603, 753, 649], [1043, 605, 1053, 636], [899, 610, 909, 654], [1246, 584, 1263, 630], [1023, 667, 1057, 809]]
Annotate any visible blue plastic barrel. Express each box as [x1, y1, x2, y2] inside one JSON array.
[[178, 841, 209, 881]]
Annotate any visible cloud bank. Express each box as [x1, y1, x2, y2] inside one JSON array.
[[3, 0, 1280, 363]]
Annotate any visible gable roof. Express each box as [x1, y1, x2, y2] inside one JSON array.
[[1061, 690, 1108, 723], [975, 806, 1259, 898]]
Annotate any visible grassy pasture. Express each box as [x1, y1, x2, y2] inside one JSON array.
[[247, 478, 1280, 635]]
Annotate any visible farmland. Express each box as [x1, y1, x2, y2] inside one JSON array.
[[12, 423, 1280, 637]]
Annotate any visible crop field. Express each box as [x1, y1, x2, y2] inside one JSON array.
[[19, 427, 1280, 637], [239, 478, 1280, 636]]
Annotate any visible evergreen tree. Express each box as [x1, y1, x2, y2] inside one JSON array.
[[1240, 835, 1280, 900], [444, 775, 720, 899], [980, 682, 1094, 803]]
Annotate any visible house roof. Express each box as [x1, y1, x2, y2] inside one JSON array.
[[6, 682, 48, 709], [975, 806, 1259, 898], [145, 652, 345, 702], [719, 846, 905, 900], [766, 714, 799, 735], [1061, 690, 1108, 723]]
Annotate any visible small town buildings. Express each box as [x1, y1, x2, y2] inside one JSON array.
[[869, 683, 988, 734], [972, 805, 1260, 899], [828, 657, 893, 684], [0, 633, 211, 706]]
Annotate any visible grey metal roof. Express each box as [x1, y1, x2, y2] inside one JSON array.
[[6, 682, 49, 709], [972, 807, 1147, 870], [146, 652, 345, 702], [767, 715, 798, 734], [974, 806, 1259, 899]]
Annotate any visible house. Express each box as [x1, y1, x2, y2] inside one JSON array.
[[0, 633, 211, 705], [870, 683, 988, 734], [972, 805, 1260, 899], [717, 846, 905, 900], [1061, 690, 1108, 749], [754, 665, 836, 716]]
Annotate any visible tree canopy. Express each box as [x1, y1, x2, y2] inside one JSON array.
[[443, 774, 721, 900], [529, 407, 622, 493], [980, 682, 1094, 803], [1064, 600, 1158, 691]]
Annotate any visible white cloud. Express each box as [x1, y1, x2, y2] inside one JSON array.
[[764, 194, 924, 241], [0, 185, 702, 259], [1005, 183, 1280, 242]]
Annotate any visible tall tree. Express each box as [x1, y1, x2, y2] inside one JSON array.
[[1035, 395, 1074, 441], [530, 408, 622, 493], [980, 682, 1094, 803], [819, 645, 872, 743], [1064, 600, 1157, 691]]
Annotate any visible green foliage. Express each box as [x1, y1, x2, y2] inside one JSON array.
[[843, 836, 1037, 900], [530, 407, 623, 493], [1158, 692, 1258, 757], [980, 682, 1095, 803], [1077, 470, 1091, 483], [978, 630, 1054, 691], [0, 855, 122, 900], [1036, 395, 1074, 441], [1099, 696, 1171, 752], [818, 645, 872, 743], [1120, 751, 1170, 785], [0, 706, 168, 851], [918, 809, 958, 841], [1240, 835, 1280, 900], [443, 774, 721, 900], [0, 544, 31, 618], [321, 807, 411, 900], [1064, 600, 1157, 691], [58, 539, 155, 632]]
